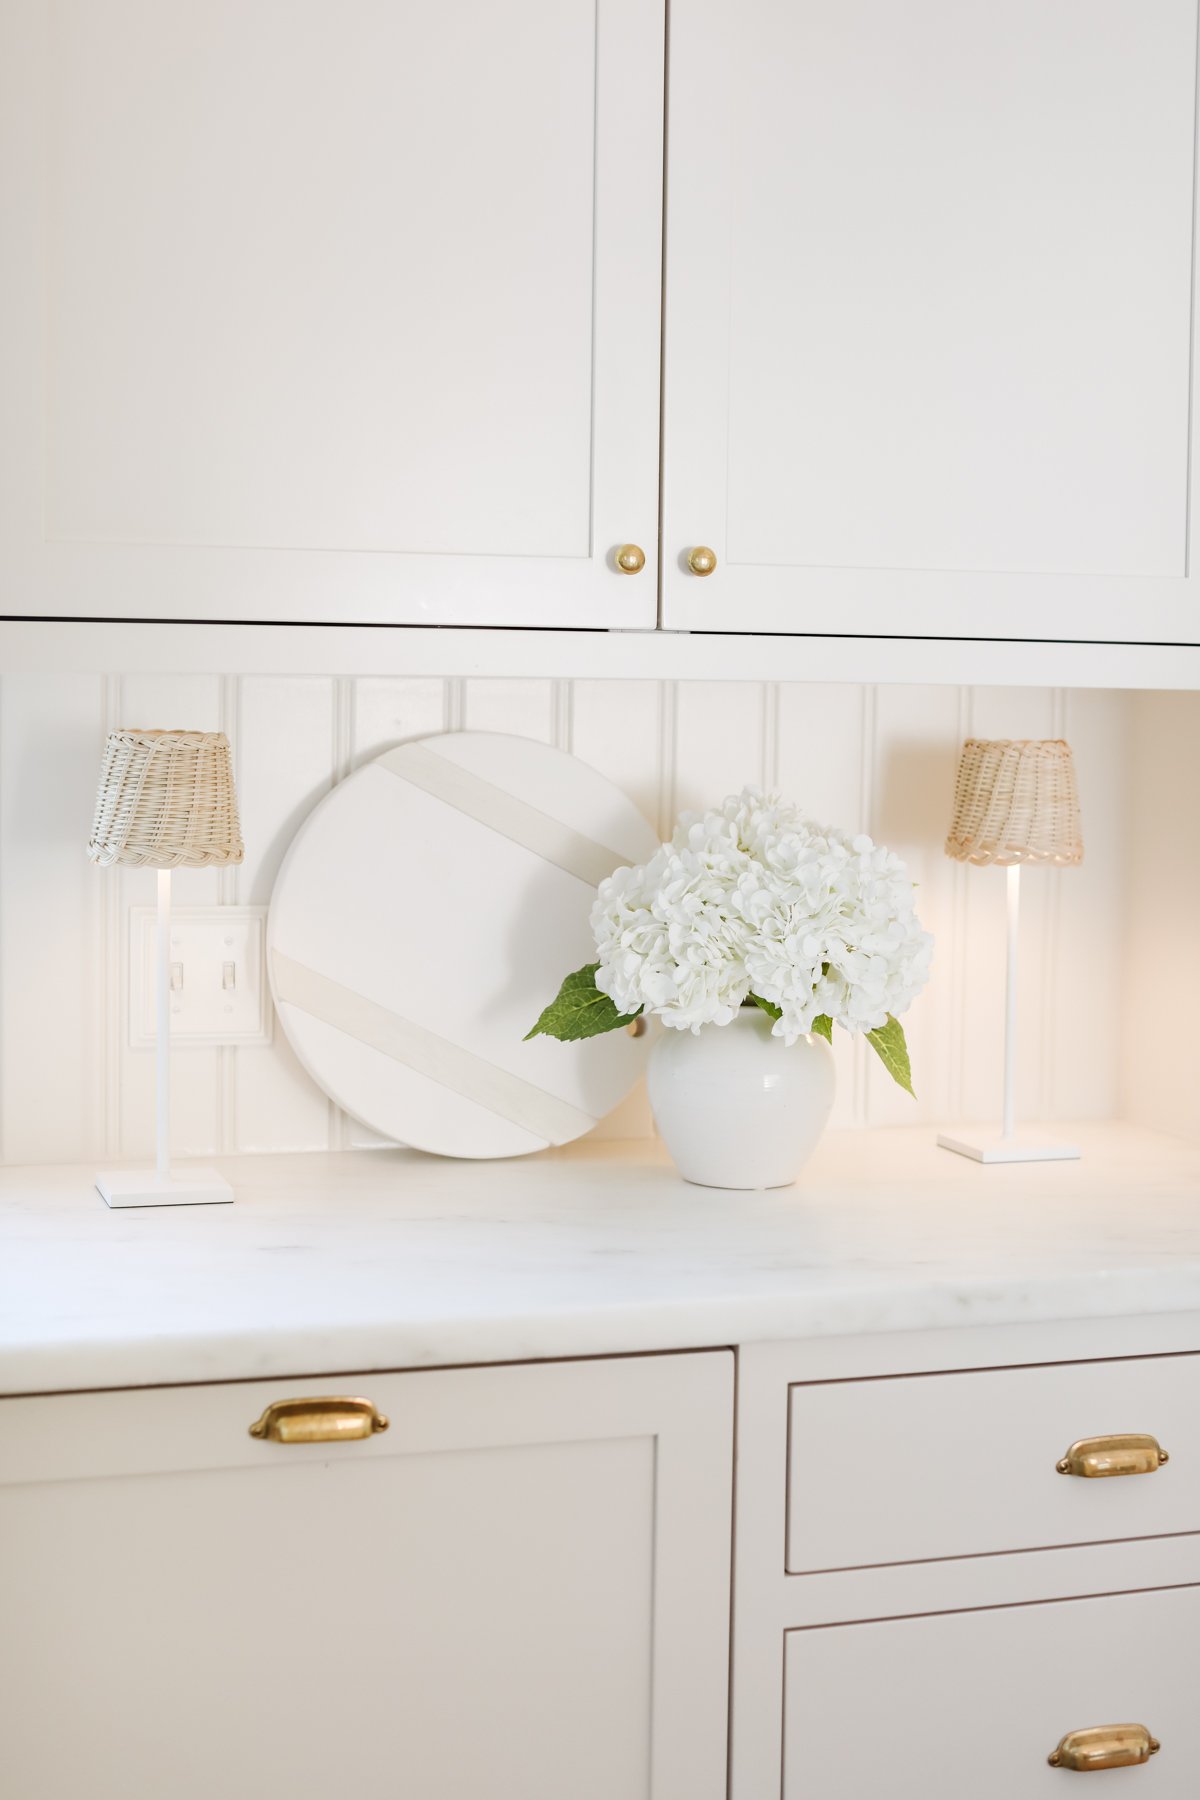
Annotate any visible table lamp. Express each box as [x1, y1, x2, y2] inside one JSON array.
[[88, 729, 244, 1207], [938, 737, 1083, 1164]]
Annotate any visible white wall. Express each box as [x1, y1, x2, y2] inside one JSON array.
[[0, 673, 1132, 1165]]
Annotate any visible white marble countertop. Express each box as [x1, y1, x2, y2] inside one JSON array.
[[3, 1124, 1200, 1395]]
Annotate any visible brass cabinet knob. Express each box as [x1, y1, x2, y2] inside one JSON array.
[[687, 545, 717, 576], [614, 543, 646, 575], [249, 1396, 389, 1443], [1056, 1433, 1168, 1478], [1049, 1725, 1160, 1771]]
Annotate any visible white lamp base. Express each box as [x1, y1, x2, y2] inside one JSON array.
[[936, 1132, 1080, 1165], [96, 1168, 234, 1209]]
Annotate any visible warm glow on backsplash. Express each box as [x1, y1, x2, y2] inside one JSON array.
[[0, 671, 1186, 1165]]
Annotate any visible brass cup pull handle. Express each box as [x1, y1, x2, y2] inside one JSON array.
[[1049, 1725, 1161, 1771], [249, 1397, 389, 1444], [1056, 1433, 1169, 1478]]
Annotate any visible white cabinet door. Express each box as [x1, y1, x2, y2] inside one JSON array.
[[663, 0, 1200, 644], [783, 1587, 1200, 1797], [0, 0, 662, 627], [0, 1353, 732, 1800]]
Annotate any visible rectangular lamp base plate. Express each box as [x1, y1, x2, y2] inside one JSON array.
[[96, 1168, 234, 1208], [936, 1133, 1081, 1165]]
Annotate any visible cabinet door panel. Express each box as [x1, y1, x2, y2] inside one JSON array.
[[784, 1588, 1200, 1797], [663, 0, 1200, 642], [0, 1354, 732, 1800], [0, 0, 662, 626]]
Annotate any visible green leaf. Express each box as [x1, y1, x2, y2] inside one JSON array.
[[866, 1014, 915, 1096], [525, 964, 642, 1043], [748, 993, 782, 1021]]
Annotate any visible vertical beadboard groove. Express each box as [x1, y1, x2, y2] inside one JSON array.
[[443, 678, 466, 732], [101, 675, 124, 1156], [761, 682, 780, 788], [332, 677, 355, 785], [656, 680, 678, 838], [328, 677, 355, 1151], [0, 675, 5, 1165], [218, 674, 240, 899], [854, 685, 878, 1127], [947, 685, 972, 1123], [552, 680, 574, 752], [215, 675, 241, 1153], [859, 685, 877, 834], [1040, 686, 1069, 1118]]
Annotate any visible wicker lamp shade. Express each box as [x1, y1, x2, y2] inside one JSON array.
[[87, 729, 244, 869], [945, 738, 1083, 867]]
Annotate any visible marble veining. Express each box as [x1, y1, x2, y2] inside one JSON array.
[[2, 1124, 1199, 1394]]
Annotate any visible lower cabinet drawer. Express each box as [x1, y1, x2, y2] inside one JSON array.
[[787, 1354, 1200, 1571], [783, 1587, 1199, 1798]]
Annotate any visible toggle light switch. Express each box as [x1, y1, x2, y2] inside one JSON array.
[[129, 906, 271, 1047]]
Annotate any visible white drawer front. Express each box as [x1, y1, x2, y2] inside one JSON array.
[[787, 1354, 1200, 1572], [784, 1587, 1200, 1798]]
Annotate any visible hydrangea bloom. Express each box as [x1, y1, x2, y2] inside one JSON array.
[[590, 788, 932, 1044]]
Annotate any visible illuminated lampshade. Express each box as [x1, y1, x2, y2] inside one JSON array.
[[944, 737, 1083, 868], [88, 729, 244, 869]]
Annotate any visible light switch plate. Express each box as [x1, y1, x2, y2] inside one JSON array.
[[129, 906, 272, 1048]]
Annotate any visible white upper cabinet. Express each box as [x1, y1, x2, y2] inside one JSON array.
[[7, 1, 1197, 644], [662, 0, 1200, 642], [0, 0, 663, 626]]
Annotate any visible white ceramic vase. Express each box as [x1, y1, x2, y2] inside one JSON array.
[[646, 1006, 836, 1190]]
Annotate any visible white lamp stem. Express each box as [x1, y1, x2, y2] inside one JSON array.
[[1002, 862, 1020, 1142], [156, 866, 172, 1180]]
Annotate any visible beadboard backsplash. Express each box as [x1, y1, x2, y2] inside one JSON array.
[[0, 674, 1135, 1166]]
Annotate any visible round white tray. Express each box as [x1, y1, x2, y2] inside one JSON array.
[[267, 732, 658, 1158]]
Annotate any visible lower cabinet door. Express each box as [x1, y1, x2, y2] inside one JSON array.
[[0, 1353, 732, 1800], [784, 1587, 1198, 1797]]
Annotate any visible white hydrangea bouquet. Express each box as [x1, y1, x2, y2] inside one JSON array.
[[528, 787, 932, 1095]]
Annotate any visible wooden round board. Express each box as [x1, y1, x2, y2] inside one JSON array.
[[267, 732, 659, 1158]]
